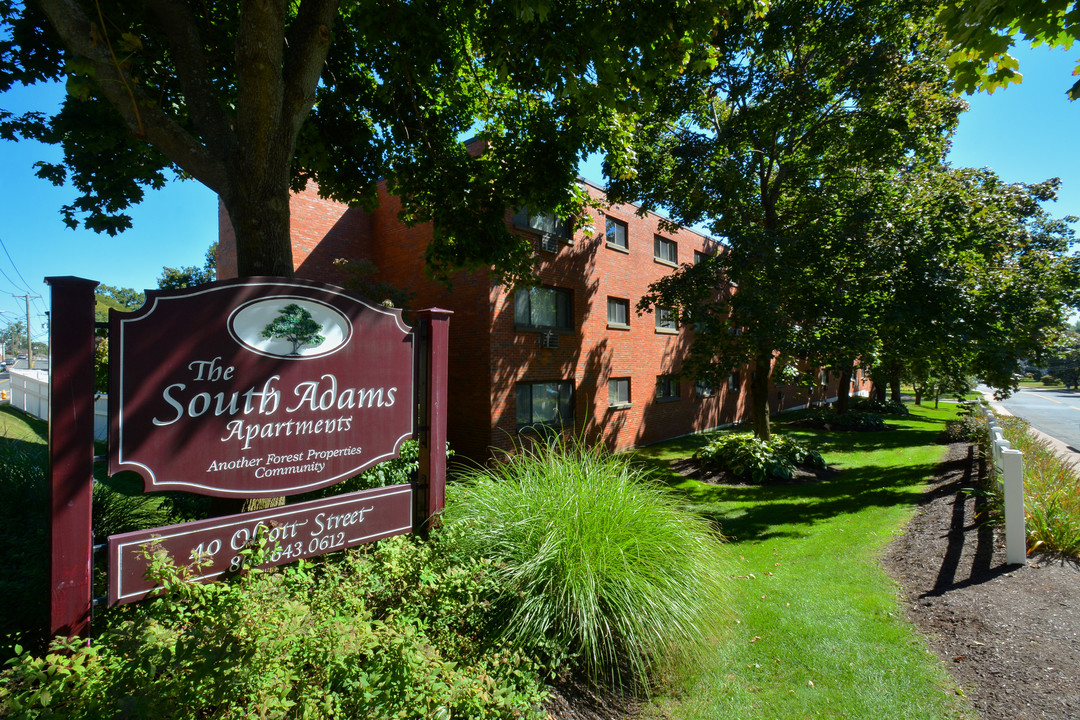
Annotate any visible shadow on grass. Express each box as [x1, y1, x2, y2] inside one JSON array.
[[684, 461, 942, 543], [632, 411, 956, 545]]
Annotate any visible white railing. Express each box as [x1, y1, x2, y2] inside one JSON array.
[[982, 405, 1026, 565], [7, 369, 108, 441]]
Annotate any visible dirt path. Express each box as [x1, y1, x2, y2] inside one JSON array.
[[882, 442, 1080, 720]]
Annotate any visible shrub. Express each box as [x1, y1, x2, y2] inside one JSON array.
[[696, 432, 825, 483], [851, 397, 910, 415], [803, 408, 887, 431], [942, 414, 989, 448], [443, 438, 732, 689], [293, 439, 444, 501], [1041, 375, 1058, 386], [1, 531, 548, 719], [0, 442, 48, 652], [0, 437, 172, 656]]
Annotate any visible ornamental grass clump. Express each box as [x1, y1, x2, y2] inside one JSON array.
[[444, 438, 732, 689]]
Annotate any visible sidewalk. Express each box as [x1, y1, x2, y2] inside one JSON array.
[[981, 390, 1080, 469]]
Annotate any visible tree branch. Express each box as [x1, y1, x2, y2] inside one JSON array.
[[31, 0, 229, 193], [282, 0, 339, 144], [143, 0, 236, 162]]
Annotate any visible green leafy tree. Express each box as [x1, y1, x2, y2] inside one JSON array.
[[0, 318, 25, 355], [609, 0, 962, 439], [158, 242, 217, 289], [261, 303, 325, 355], [1044, 328, 1080, 389], [1, 0, 741, 282], [94, 284, 145, 322], [872, 166, 1079, 400], [938, 1, 1080, 99]]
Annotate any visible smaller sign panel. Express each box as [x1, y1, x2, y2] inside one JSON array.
[[107, 485, 412, 606]]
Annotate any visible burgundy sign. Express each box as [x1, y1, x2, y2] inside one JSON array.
[[107, 484, 413, 606], [108, 278, 414, 497]]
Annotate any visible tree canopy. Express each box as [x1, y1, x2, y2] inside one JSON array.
[[157, 242, 217, 290], [938, 1, 1080, 99], [871, 166, 1079, 400], [1, 0, 746, 282], [608, 0, 963, 438]]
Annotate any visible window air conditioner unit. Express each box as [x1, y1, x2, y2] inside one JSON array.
[[539, 330, 558, 349], [540, 233, 559, 254]]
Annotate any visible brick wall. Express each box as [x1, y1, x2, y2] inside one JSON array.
[[366, 188, 497, 460], [220, 181, 874, 461], [488, 183, 738, 454]]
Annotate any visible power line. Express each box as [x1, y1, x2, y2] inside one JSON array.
[[0, 235, 41, 296], [0, 261, 27, 296]]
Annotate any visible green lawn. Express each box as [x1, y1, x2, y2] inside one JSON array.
[[633, 405, 974, 720], [0, 405, 47, 444], [1017, 379, 1067, 390]]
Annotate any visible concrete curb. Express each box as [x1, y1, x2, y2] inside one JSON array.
[[981, 391, 1080, 470]]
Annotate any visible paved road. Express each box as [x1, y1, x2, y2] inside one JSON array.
[[998, 387, 1080, 454]]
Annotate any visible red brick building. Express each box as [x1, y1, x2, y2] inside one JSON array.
[[219, 180, 865, 460]]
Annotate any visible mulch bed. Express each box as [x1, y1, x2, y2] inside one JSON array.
[[882, 441, 1080, 720]]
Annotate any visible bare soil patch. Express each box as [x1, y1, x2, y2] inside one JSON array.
[[882, 442, 1080, 720]]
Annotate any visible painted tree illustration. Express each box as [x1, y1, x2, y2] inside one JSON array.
[[261, 304, 325, 355]]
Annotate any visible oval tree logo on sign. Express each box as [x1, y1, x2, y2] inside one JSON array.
[[228, 297, 351, 359]]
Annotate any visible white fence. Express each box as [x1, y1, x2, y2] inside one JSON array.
[[8, 369, 108, 441], [982, 405, 1026, 565]]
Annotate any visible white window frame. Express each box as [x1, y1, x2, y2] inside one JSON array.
[[514, 286, 573, 331], [608, 377, 631, 408], [605, 216, 629, 251], [607, 297, 630, 329], [654, 236, 678, 266]]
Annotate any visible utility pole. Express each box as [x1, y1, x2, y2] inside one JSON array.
[[12, 294, 41, 367]]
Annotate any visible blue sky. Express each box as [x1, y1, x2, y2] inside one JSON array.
[[0, 44, 1077, 348]]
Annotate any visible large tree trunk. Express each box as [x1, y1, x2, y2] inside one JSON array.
[[221, 181, 296, 277], [871, 367, 888, 402], [750, 347, 773, 441], [836, 363, 853, 414], [889, 369, 902, 403]]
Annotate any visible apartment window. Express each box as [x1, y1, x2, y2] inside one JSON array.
[[656, 375, 680, 400], [607, 297, 630, 328], [728, 372, 739, 391], [696, 380, 715, 398], [605, 217, 628, 250], [514, 286, 572, 330], [820, 369, 828, 384], [654, 236, 678, 265], [608, 378, 631, 407], [516, 381, 574, 428], [512, 207, 572, 241], [655, 306, 677, 333], [694, 250, 710, 264]]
